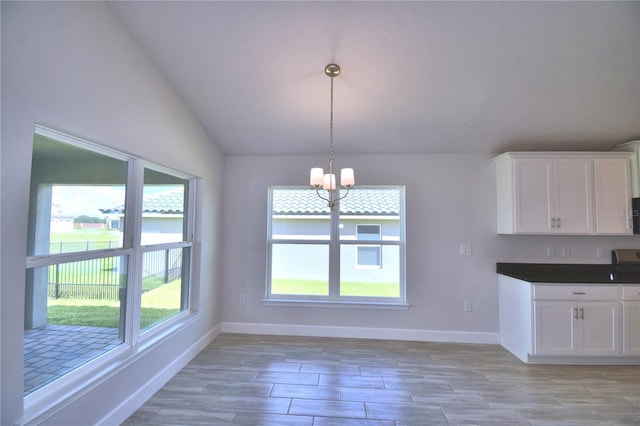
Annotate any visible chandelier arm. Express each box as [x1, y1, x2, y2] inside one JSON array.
[[314, 186, 333, 208], [335, 185, 351, 203]]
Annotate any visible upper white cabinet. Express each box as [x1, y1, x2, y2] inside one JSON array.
[[594, 158, 633, 234], [495, 152, 633, 235], [614, 140, 640, 197]]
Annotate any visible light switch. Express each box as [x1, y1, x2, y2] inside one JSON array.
[[459, 244, 472, 256]]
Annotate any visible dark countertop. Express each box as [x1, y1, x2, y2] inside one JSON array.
[[497, 263, 640, 284]]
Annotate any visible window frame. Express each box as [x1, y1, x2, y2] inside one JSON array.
[[265, 185, 407, 308], [23, 125, 199, 414]]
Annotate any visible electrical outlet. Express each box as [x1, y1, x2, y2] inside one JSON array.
[[562, 246, 571, 257], [239, 294, 246, 304], [459, 244, 472, 256], [464, 300, 472, 312], [597, 248, 608, 259], [547, 246, 556, 257]]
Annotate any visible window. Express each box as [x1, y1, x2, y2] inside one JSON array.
[[24, 125, 196, 395], [267, 186, 405, 305], [356, 224, 382, 268]]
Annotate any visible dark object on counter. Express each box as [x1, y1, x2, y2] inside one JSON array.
[[611, 249, 640, 282], [612, 249, 640, 264], [633, 198, 639, 234], [497, 262, 640, 284]]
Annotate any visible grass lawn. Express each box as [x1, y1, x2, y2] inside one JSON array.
[[272, 279, 399, 297], [48, 279, 181, 329]]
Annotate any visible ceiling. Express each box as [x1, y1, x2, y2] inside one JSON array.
[[109, 1, 640, 156]]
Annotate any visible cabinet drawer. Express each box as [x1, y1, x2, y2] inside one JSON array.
[[622, 286, 640, 301], [533, 285, 618, 300]]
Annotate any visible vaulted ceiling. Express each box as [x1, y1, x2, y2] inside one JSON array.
[[109, 1, 640, 156]]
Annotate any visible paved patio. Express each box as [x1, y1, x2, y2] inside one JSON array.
[[24, 325, 121, 394]]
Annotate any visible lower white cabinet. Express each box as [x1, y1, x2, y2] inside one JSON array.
[[499, 276, 640, 364], [622, 286, 640, 355], [534, 301, 618, 356]]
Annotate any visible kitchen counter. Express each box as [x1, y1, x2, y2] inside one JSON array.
[[496, 262, 640, 284]]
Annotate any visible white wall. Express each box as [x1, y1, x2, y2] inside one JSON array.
[[222, 154, 498, 335], [1, 2, 224, 424], [221, 153, 639, 339]]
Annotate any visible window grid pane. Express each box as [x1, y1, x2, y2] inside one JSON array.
[[270, 243, 329, 296], [25, 256, 127, 394], [140, 247, 187, 331]]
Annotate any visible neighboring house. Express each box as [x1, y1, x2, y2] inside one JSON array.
[[271, 188, 400, 284], [101, 187, 185, 245]]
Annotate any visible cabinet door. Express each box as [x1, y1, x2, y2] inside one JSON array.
[[534, 301, 576, 355], [594, 158, 632, 235], [578, 302, 619, 355], [514, 159, 553, 233], [622, 301, 640, 355], [554, 159, 594, 234]]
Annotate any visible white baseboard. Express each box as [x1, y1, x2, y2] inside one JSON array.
[[221, 322, 499, 344], [101, 323, 221, 425]]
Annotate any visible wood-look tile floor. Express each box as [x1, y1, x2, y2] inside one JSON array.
[[123, 333, 640, 425]]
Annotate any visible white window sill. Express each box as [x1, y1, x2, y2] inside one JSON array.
[[261, 299, 410, 310]]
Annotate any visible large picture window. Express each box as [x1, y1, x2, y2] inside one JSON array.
[[267, 186, 405, 305], [24, 125, 196, 395]]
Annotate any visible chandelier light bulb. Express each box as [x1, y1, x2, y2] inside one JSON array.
[[341, 168, 355, 187], [323, 173, 336, 190], [310, 168, 324, 186]]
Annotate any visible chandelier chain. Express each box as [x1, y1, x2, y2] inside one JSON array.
[[328, 76, 334, 179]]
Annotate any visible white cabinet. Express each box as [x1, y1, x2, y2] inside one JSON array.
[[534, 301, 575, 354], [533, 286, 619, 356], [622, 285, 640, 355], [614, 140, 640, 197], [551, 158, 594, 234], [506, 156, 593, 234], [509, 158, 552, 234], [495, 152, 634, 235], [498, 275, 640, 364], [594, 158, 633, 235]]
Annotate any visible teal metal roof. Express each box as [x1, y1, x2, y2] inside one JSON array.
[[273, 188, 400, 215], [101, 188, 184, 214], [102, 187, 400, 216], [142, 189, 184, 214]]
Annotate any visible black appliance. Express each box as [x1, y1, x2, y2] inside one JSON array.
[[633, 197, 640, 234], [611, 249, 640, 282]]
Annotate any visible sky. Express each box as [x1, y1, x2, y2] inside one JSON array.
[[51, 185, 180, 218], [51, 186, 125, 218]]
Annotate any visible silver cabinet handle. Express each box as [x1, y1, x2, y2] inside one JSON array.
[[556, 218, 561, 228], [579, 308, 584, 320], [574, 308, 579, 320], [572, 291, 586, 295], [551, 218, 556, 229]]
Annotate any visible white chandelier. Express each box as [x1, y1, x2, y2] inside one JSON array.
[[309, 63, 354, 209]]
